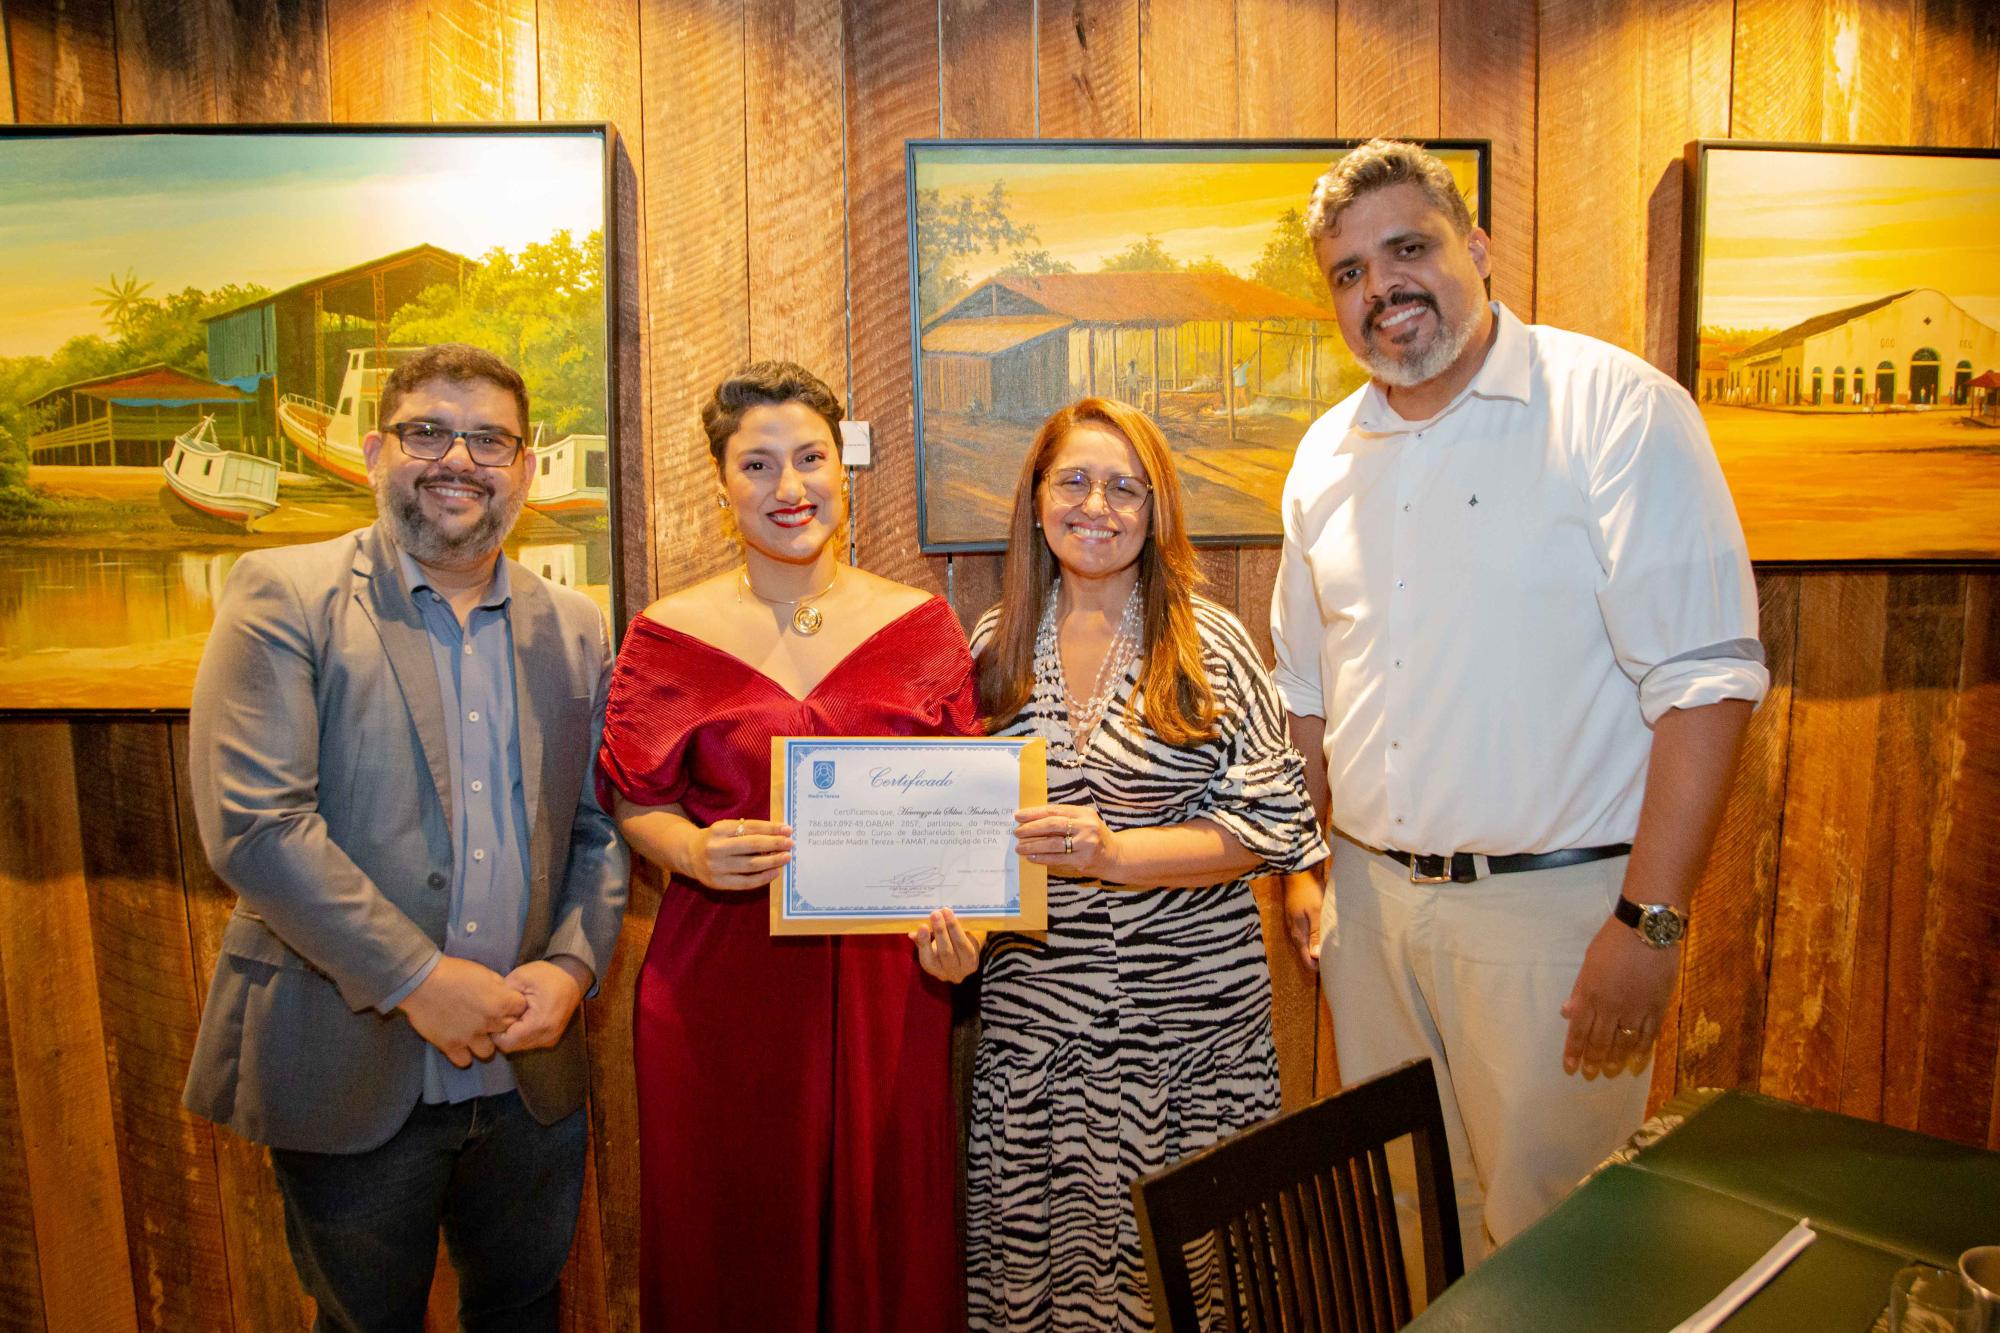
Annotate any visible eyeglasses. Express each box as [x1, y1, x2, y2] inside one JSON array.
[[385, 421, 526, 467], [1044, 468, 1152, 514]]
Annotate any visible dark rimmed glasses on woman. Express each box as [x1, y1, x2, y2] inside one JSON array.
[[1044, 468, 1152, 514], [385, 420, 526, 467]]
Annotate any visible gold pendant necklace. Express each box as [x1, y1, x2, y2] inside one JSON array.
[[738, 568, 836, 636]]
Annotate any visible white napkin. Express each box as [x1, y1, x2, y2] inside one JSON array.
[[1668, 1219, 1818, 1333]]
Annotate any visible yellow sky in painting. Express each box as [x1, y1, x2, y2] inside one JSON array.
[[918, 148, 1482, 286], [0, 134, 604, 358], [1698, 149, 2000, 334]]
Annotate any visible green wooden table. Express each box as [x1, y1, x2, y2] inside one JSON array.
[[1408, 1089, 2000, 1331]]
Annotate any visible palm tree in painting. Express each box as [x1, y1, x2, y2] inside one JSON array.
[[92, 269, 153, 335]]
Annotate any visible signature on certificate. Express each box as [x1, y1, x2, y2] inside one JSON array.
[[881, 865, 947, 891]]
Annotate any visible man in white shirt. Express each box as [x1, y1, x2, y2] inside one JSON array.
[[1271, 140, 1768, 1258]]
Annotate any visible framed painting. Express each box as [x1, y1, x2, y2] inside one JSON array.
[[906, 139, 1490, 550], [0, 124, 622, 711], [1680, 140, 2000, 564]]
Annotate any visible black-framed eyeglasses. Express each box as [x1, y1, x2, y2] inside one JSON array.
[[1044, 468, 1152, 514], [385, 420, 526, 467]]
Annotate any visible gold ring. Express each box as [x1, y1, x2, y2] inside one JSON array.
[[736, 819, 746, 837], [1063, 832, 1075, 855]]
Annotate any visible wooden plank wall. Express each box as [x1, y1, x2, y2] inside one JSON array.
[[0, 1, 1995, 1327]]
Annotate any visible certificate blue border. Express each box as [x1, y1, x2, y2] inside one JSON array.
[[780, 738, 1029, 919]]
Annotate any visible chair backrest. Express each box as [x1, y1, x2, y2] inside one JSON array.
[[1131, 1058, 1463, 1333]]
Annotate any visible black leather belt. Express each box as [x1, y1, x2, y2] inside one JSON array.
[[1381, 844, 1632, 884]]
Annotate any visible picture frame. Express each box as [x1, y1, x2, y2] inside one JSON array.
[[1679, 139, 2000, 565], [905, 138, 1491, 551], [0, 123, 624, 713]]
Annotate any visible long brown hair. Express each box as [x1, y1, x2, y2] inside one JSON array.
[[977, 398, 1217, 746]]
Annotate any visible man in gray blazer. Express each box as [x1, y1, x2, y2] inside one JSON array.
[[184, 343, 628, 1332]]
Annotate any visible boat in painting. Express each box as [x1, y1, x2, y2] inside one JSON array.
[[161, 415, 281, 526], [527, 432, 610, 517], [277, 345, 422, 488]]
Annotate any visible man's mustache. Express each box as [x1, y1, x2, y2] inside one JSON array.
[[1366, 290, 1437, 332], [416, 468, 494, 496]]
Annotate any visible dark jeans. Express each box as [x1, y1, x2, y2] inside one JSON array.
[[270, 1092, 587, 1333]]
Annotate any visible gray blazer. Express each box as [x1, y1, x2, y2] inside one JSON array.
[[182, 523, 629, 1153]]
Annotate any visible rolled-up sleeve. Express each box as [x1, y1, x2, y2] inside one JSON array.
[[1199, 613, 1329, 875], [1583, 377, 1770, 726]]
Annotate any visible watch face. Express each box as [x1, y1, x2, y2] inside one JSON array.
[[1639, 905, 1686, 948]]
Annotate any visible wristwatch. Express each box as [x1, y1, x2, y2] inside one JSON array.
[[1614, 896, 1687, 950]]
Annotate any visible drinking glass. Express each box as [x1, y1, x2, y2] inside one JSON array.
[[1960, 1247, 2000, 1332], [1891, 1264, 1985, 1333]]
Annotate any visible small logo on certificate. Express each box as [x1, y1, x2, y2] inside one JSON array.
[[812, 760, 836, 790]]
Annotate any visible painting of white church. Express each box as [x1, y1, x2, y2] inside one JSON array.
[[1707, 288, 2000, 409], [1686, 143, 2000, 562]]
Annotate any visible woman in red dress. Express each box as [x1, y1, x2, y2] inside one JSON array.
[[596, 362, 973, 1331]]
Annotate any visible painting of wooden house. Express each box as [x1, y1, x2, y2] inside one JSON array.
[[927, 271, 1341, 420], [25, 364, 255, 468], [921, 312, 1072, 420], [0, 128, 616, 709], [919, 271, 1347, 545], [906, 139, 1489, 547], [204, 243, 473, 463]]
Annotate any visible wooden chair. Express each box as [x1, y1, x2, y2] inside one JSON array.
[[1131, 1058, 1464, 1332]]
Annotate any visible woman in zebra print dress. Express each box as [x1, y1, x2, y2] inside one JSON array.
[[913, 397, 1328, 1332]]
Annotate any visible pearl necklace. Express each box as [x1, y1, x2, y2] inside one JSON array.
[[738, 568, 836, 636], [1043, 581, 1142, 766]]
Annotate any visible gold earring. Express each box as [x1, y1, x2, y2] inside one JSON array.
[[716, 492, 728, 510]]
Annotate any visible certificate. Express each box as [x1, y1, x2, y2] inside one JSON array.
[[768, 736, 1048, 936]]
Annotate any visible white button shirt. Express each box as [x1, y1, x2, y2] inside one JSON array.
[[1271, 303, 1768, 855]]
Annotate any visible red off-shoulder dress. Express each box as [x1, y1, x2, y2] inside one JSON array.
[[596, 597, 977, 1332]]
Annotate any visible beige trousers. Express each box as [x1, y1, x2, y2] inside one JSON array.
[[1321, 837, 1653, 1262]]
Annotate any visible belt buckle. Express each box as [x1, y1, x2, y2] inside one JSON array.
[[1409, 853, 1454, 884]]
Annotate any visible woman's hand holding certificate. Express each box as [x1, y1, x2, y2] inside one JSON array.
[[910, 909, 983, 983], [1013, 802, 1123, 880], [693, 818, 795, 891]]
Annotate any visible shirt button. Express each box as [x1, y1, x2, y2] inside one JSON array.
[[463, 642, 474, 655], [1396, 579, 1406, 590], [472, 848, 486, 861], [1395, 816, 1405, 824], [470, 780, 483, 793], [1403, 503, 1411, 512], [1394, 658, 1403, 669], [1391, 741, 1401, 750], [467, 710, 480, 723], [426, 871, 446, 889], [465, 921, 479, 934]]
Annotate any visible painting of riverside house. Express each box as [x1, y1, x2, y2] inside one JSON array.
[[1682, 141, 2000, 562], [907, 140, 1489, 548], [0, 128, 619, 710]]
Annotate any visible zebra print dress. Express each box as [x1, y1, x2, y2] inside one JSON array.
[[966, 592, 1329, 1333]]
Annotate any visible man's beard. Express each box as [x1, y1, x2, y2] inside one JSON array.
[[373, 466, 526, 566], [1360, 291, 1481, 389]]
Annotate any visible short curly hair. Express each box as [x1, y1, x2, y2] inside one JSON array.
[[700, 361, 844, 465], [378, 343, 530, 436], [1306, 139, 1473, 241]]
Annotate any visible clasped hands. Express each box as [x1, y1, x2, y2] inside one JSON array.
[[398, 955, 587, 1069]]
